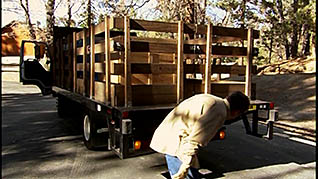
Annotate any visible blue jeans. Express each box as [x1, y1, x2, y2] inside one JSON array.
[[165, 154, 200, 179]]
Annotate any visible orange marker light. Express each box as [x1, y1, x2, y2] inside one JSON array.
[[134, 141, 141, 150], [219, 131, 225, 140]]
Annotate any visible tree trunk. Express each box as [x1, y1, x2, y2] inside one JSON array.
[[46, 0, 55, 46], [291, 0, 299, 58], [269, 38, 273, 63], [301, 0, 311, 56], [20, 0, 36, 40], [67, 0, 72, 27], [276, 0, 290, 60]]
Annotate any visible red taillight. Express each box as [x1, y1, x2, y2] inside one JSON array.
[[122, 111, 129, 118], [107, 109, 112, 114], [270, 102, 275, 109]]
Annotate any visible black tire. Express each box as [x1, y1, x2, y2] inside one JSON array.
[[83, 113, 98, 150], [83, 111, 110, 150]]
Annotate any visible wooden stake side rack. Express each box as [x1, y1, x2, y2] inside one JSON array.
[[53, 16, 259, 108]]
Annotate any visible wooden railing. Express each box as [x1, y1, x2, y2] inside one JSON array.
[[54, 16, 258, 107]]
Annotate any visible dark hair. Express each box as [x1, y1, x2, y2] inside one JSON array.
[[226, 91, 250, 113]]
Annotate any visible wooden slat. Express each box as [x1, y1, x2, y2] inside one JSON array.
[[124, 16, 132, 107], [110, 17, 259, 39], [177, 21, 184, 103], [95, 43, 105, 54], [132, 94, 176, 106], [82, 29, 87, 96], [212, 65, 257, 75], [211, 82, 245, 98], [111, 17, 178, 33], [68, 34, 73, 90], [105, 16, 111, 105], [111, 84, 124, 106], [184, 24, 259, 39], [73, 32, 77, 92], [90, 25, 95, 98], [95, 62, 105, 73], [94, 81, 106, 103], [245, 28, 253, 97], [77, 79, 84, 94], [76, 47, 84, 55], [131, 64, 176, 74], [132, 85, 176, 95], [112, 38, 248, 56], [95, 21, 105, 35], [204, 24, 212, 94], [59, 38, 64, 88]]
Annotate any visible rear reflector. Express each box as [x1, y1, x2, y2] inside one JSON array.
[[122, 111, 129, 118], [270, 102, 275, 109]]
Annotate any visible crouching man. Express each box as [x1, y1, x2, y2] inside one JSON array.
[[150, 91, 250, 179]]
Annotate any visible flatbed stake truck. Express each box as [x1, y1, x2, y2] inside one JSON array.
[[20, 16, 278, 159]]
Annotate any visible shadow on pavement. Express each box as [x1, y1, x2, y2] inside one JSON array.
[[197, 122, 316, 178]]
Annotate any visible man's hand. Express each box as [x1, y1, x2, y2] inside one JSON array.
[[171, 163, 190, 179]]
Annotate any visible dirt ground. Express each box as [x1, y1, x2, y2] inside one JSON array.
[[254, 57, 316, 132]]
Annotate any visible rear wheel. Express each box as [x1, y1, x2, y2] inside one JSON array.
[[83, 113, 98, 150]]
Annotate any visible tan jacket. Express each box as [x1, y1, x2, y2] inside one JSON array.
[[150, 94, 230, 169]]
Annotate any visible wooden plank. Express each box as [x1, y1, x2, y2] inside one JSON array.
[[184, 24, 259, 39], [94, 81, 106, 103], [90, 25, 95, 98], [245, 28, 253, 97], [68, 34, 73, 90], [184, 64, 257, 75], [77, 63, 83, 71], [132, 94, 176, 106], [211, 65, 257, 75], [111, 84, 124, 106], [177, 21, 184, 103], [95, 43, 105, 54], [111, 17, 178, 33], [111, 62, 124, 75], [82, 29, 87, 96], [95, 62, 105, 73], [112, 38, 248, 56], [185, 36, 242, 44], [204, 23, 212, 94], [211, 83, 245, 98], [184, 45, 248, 57], [124, 16, 132, 107], [59, 38, 64, 88], [110, 17, 260, 39], [77, 79, 84, 94], [95, 21, 105, 35], [105, 16, 111, 105], [131, 64, 177, 74], [77, 47, 84, 55], [130, 52, 175, 63], [111, 38, 177, 53], [73, 32, 77, 92], [184, 64, 204, 74], [132, 85, 176, 95]]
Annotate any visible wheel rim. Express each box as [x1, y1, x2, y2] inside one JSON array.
[[84, 115, 90, 141]]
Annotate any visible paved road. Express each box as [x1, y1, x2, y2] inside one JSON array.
[[2, 81, 316, 179]]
